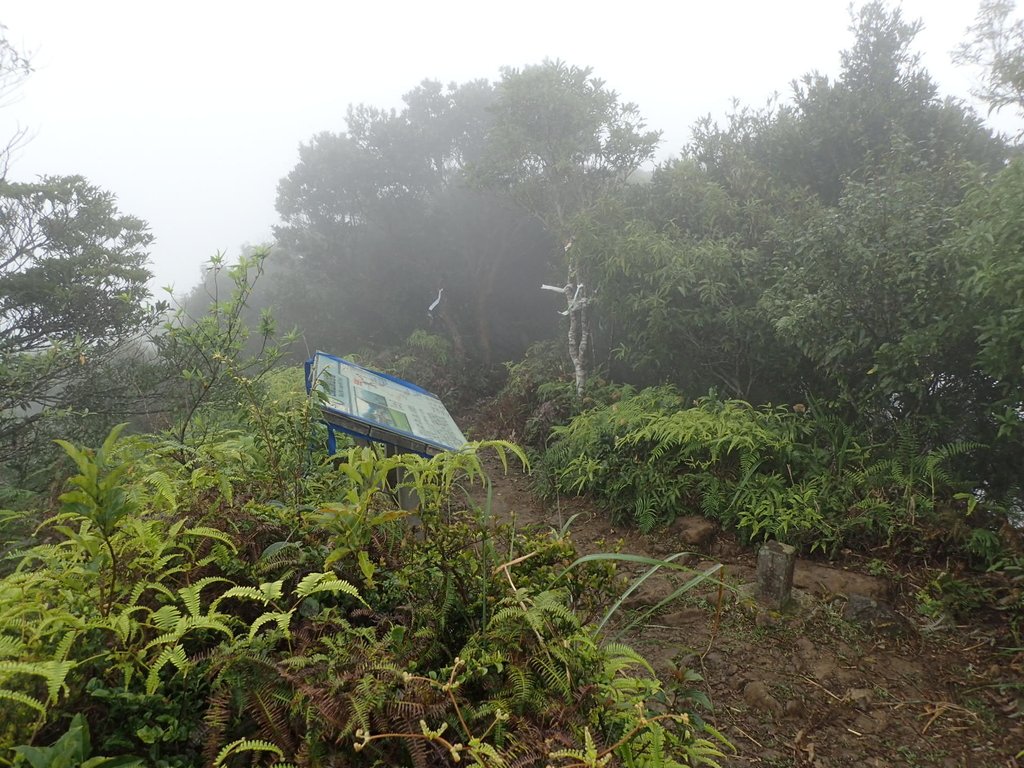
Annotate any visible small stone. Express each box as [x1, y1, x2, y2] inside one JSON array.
[[669, 515, 719, 549], [845, 687, 873, 709], [783, 698, 804, 719], [660, 608, 704, 627], [743, 680, 782, 718], [703, 651, 725, 667], [852, 711, 889, 735], [795, 561, 889, 601]]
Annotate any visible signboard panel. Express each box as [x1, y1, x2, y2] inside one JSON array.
[[305, 351, 467, 455]]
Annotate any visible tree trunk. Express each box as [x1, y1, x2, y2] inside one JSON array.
[[564, 257, 590, 398]]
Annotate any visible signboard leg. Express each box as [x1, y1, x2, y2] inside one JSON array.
[[385, 443, 422, 515]]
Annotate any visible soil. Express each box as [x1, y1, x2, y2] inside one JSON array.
[[469, 452, 1024, 768]]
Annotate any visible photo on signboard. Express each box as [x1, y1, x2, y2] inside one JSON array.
[[355, 388, 412, 432]]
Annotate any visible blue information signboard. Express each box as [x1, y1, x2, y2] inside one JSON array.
[[305, 351, 467, 457]]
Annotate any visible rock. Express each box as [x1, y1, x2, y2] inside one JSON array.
[[620, 573, 675, 611], [784, 698, 804, 719], [669, 515, 719, 549], [743, 680, 782, 718], [795, 637, 816, 657], [703, 651, 725, 668], [844, 687, 874, 709], [711, 537, 745, 559], [794, 561, 889, 601], [729, 673, 749, 692], [659, 608, 705, 627], [809, 658, 840, 684], [842, 594, 913, 636], [852, 711, 889, 735]]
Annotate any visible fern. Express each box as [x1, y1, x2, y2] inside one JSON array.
[[0, 659, 74, 703], [295, 571, 364, 603], [0, 686, 46, 714], [214, 738, 285, 767], [633, 495, 657, 534], [0, 635, 24, 658], [146, 644, 189, 695]]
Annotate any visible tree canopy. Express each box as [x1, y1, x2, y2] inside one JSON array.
[[0, 176, 154, 467]]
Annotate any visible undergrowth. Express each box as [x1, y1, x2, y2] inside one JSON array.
[[538, 388, 999, 561], [0, 377, 728, 767]]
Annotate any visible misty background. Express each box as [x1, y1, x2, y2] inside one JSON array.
[[1, 0, 1016, 292]]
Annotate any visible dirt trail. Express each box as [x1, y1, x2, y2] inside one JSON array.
[[475, 454, 1023, 768]]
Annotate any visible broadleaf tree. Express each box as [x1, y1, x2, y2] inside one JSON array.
[[272, 78, 554, 370], [955, 0, 1024, 125], [0, 175, 155, 471], [477, 60, 661, 396]]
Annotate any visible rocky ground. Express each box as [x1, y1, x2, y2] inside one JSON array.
[[473, 454, 1024, 767]]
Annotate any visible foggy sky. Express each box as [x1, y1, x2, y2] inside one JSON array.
[[0, 1, 1017, 295]]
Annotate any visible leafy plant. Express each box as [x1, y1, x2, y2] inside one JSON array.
[[153, 248, 296, 451], [13, 714, 142, 768]]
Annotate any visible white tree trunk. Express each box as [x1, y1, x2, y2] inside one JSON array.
[[564, 258, 590, 398]]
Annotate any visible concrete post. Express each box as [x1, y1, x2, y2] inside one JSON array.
[[756, 540, 796, 610]]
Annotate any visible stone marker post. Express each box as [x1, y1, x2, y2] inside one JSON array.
[[756, 540, 796, 610]]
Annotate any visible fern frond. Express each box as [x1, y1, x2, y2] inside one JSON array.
[[250, 610, 295, 640], [211, 585, 274, 612], [214, 738, 285, 767], [0, 635, 24, 659], [146, 644, 189, 695], [295, 572, 365, 604], [181, 525, 238, 552], [601, 642, 654, 677], [252, 682, 296, 754], [177, 577, 233, 618], [531, 654, 571, 697], [0, 686, 46, 713], [141, 470, 178, 510], [0, 659, 74, 703]]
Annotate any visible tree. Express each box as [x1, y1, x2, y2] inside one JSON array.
[[0, 175, 153, 468], [764, 149, 988, 425], [478, 60, 661, 396], [0, 23, 31, 178], [658, 3, 1002, 400], [580, 181, 811, 402], [272, 78, 554, 368], [959, 159, 1024, 444], [688, 2, 1003, 209], [152, 248, 291, 450], [956, 0, 1024, 124]]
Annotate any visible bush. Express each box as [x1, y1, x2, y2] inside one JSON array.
[[539, 387, 994, 558]]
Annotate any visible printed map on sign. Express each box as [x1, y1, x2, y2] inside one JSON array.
[[308, 351, 467, 452]]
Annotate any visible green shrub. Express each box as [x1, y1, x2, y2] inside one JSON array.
[[540, 387, 992, 557]]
